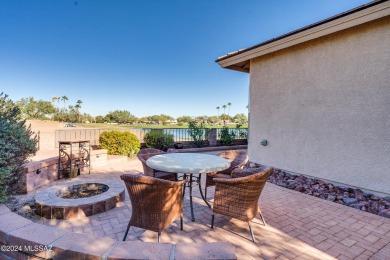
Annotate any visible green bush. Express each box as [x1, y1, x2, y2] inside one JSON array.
[[219, 126, 235, 146], [143, 130, 174, 152], [188, 120, 206, 148], [0, 93, 37, 201], [99, 130, 140, 157]]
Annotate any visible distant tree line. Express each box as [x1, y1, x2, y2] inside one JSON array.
[[13, 96, 248, 126]]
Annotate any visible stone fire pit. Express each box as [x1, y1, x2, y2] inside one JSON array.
[[35, 179, 125, 219]]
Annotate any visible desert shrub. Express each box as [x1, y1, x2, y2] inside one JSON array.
[[219, 126, 235, 146], [187, 120, 206, 148], [99, 130, 140, 157], [143, 130, 174, 152], [239, 130, 248, 139], [0, 93, 37, 201]]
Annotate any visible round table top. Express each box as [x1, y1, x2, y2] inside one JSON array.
[[146, 153, 230, 174]]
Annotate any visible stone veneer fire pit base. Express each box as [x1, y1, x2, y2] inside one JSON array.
[[35, 179, 125, 219]]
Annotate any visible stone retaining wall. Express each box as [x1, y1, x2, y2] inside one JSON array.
[[0, 204, 236, 260]]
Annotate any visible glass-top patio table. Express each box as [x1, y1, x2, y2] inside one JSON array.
[[146, 153, 230, 221]]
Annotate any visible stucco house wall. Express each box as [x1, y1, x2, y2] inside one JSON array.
[[248, 16, 390, 195]]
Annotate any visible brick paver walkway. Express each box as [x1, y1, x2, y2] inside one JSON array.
[[21, 158, 390, 259]]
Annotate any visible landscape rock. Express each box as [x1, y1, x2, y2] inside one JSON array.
[[354, 189, 366, 201], [379, 209, 390, 218], [371, 196, 381, 201], [343, 198, 358, 205], [19, 205, 32, 214], [294, 186, 305, 192], [261, 164, 390, 218], [350, 204, 361, 209]]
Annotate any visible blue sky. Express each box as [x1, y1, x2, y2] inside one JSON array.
[[0, 0, 370, 118]]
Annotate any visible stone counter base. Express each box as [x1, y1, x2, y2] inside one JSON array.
[[20, 149, 108, 194], [0, 204, 236, 260]]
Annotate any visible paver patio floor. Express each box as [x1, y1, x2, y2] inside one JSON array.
[[23, 158, 390, 259]]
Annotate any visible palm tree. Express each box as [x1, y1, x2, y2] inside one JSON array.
[[75, 100, 82, 122], [61, 96, 68, 112], [227, 102, 232, 116], [57, 97, 60, 112], [52, 97, 58, 120], [222, 104, 227, 114], [216, 106, 220, 118]]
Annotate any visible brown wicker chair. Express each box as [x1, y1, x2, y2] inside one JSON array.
[[121, 173, 187, 242], [137, 148, 177, 181], [204, 150, 249, 199], [211, 167, 273, 242]]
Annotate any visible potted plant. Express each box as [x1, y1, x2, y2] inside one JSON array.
[[174, 143, 183, 149]]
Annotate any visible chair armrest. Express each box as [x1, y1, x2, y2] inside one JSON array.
[[121, 173, 189, 187], [214, 168, 273, 185], [231, 167, 267, 178], [213, 176, 248, 185]]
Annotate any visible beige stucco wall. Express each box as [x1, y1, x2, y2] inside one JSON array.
[[248, 16, 390, 195]]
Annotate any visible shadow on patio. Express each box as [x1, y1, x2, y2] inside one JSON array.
[[33, 159, 390, 259]]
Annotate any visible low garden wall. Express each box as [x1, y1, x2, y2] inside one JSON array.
[[22, 149, 108, 193], [0, 204, 236, 260]]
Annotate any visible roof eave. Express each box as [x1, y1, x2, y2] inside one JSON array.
[[216, 0, 390, 73]]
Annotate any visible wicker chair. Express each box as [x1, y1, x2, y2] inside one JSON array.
[[204, 150, 249, 199], [211, 167, 273, 242], [121, 173, 187, 242], [137, 148, 177, 181]]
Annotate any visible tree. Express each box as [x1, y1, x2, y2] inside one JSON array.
[[95, 115, 105, 123], [52, 97, 59, 119], [0, 93, 37, 200], [61, 96, 68, 112], [227, 102, 232, 116], [105, 110, 136, 124], [82, 113, 93, 123], [207, 116, 218, 124], [195, 116, 207, 124], [75, 99, 82, 123], [177, 116, 192, 124], [233, 113, 248, 124], [222, 104, 227, 114], [149, 114, 174, 125], [219, 113, 230, 121], [216, 106, 220, 118], [103, 115, 112, 123], [139, 116, 151, 124], [56, 96, 61, 112], [16, 97, 56, 119]]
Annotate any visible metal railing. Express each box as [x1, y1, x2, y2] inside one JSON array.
[[216, 128, 248, 140], [55, 127, 248, 147]]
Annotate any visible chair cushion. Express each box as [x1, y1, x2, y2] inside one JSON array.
[[209, 173, 231, 179], [155, 172, 176, 181]]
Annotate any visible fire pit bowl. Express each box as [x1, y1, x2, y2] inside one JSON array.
[[35, 179, 125, 219], [56, 183, 109, 199]]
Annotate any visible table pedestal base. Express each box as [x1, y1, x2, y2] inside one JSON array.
[[182, 173, 211, 222]]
